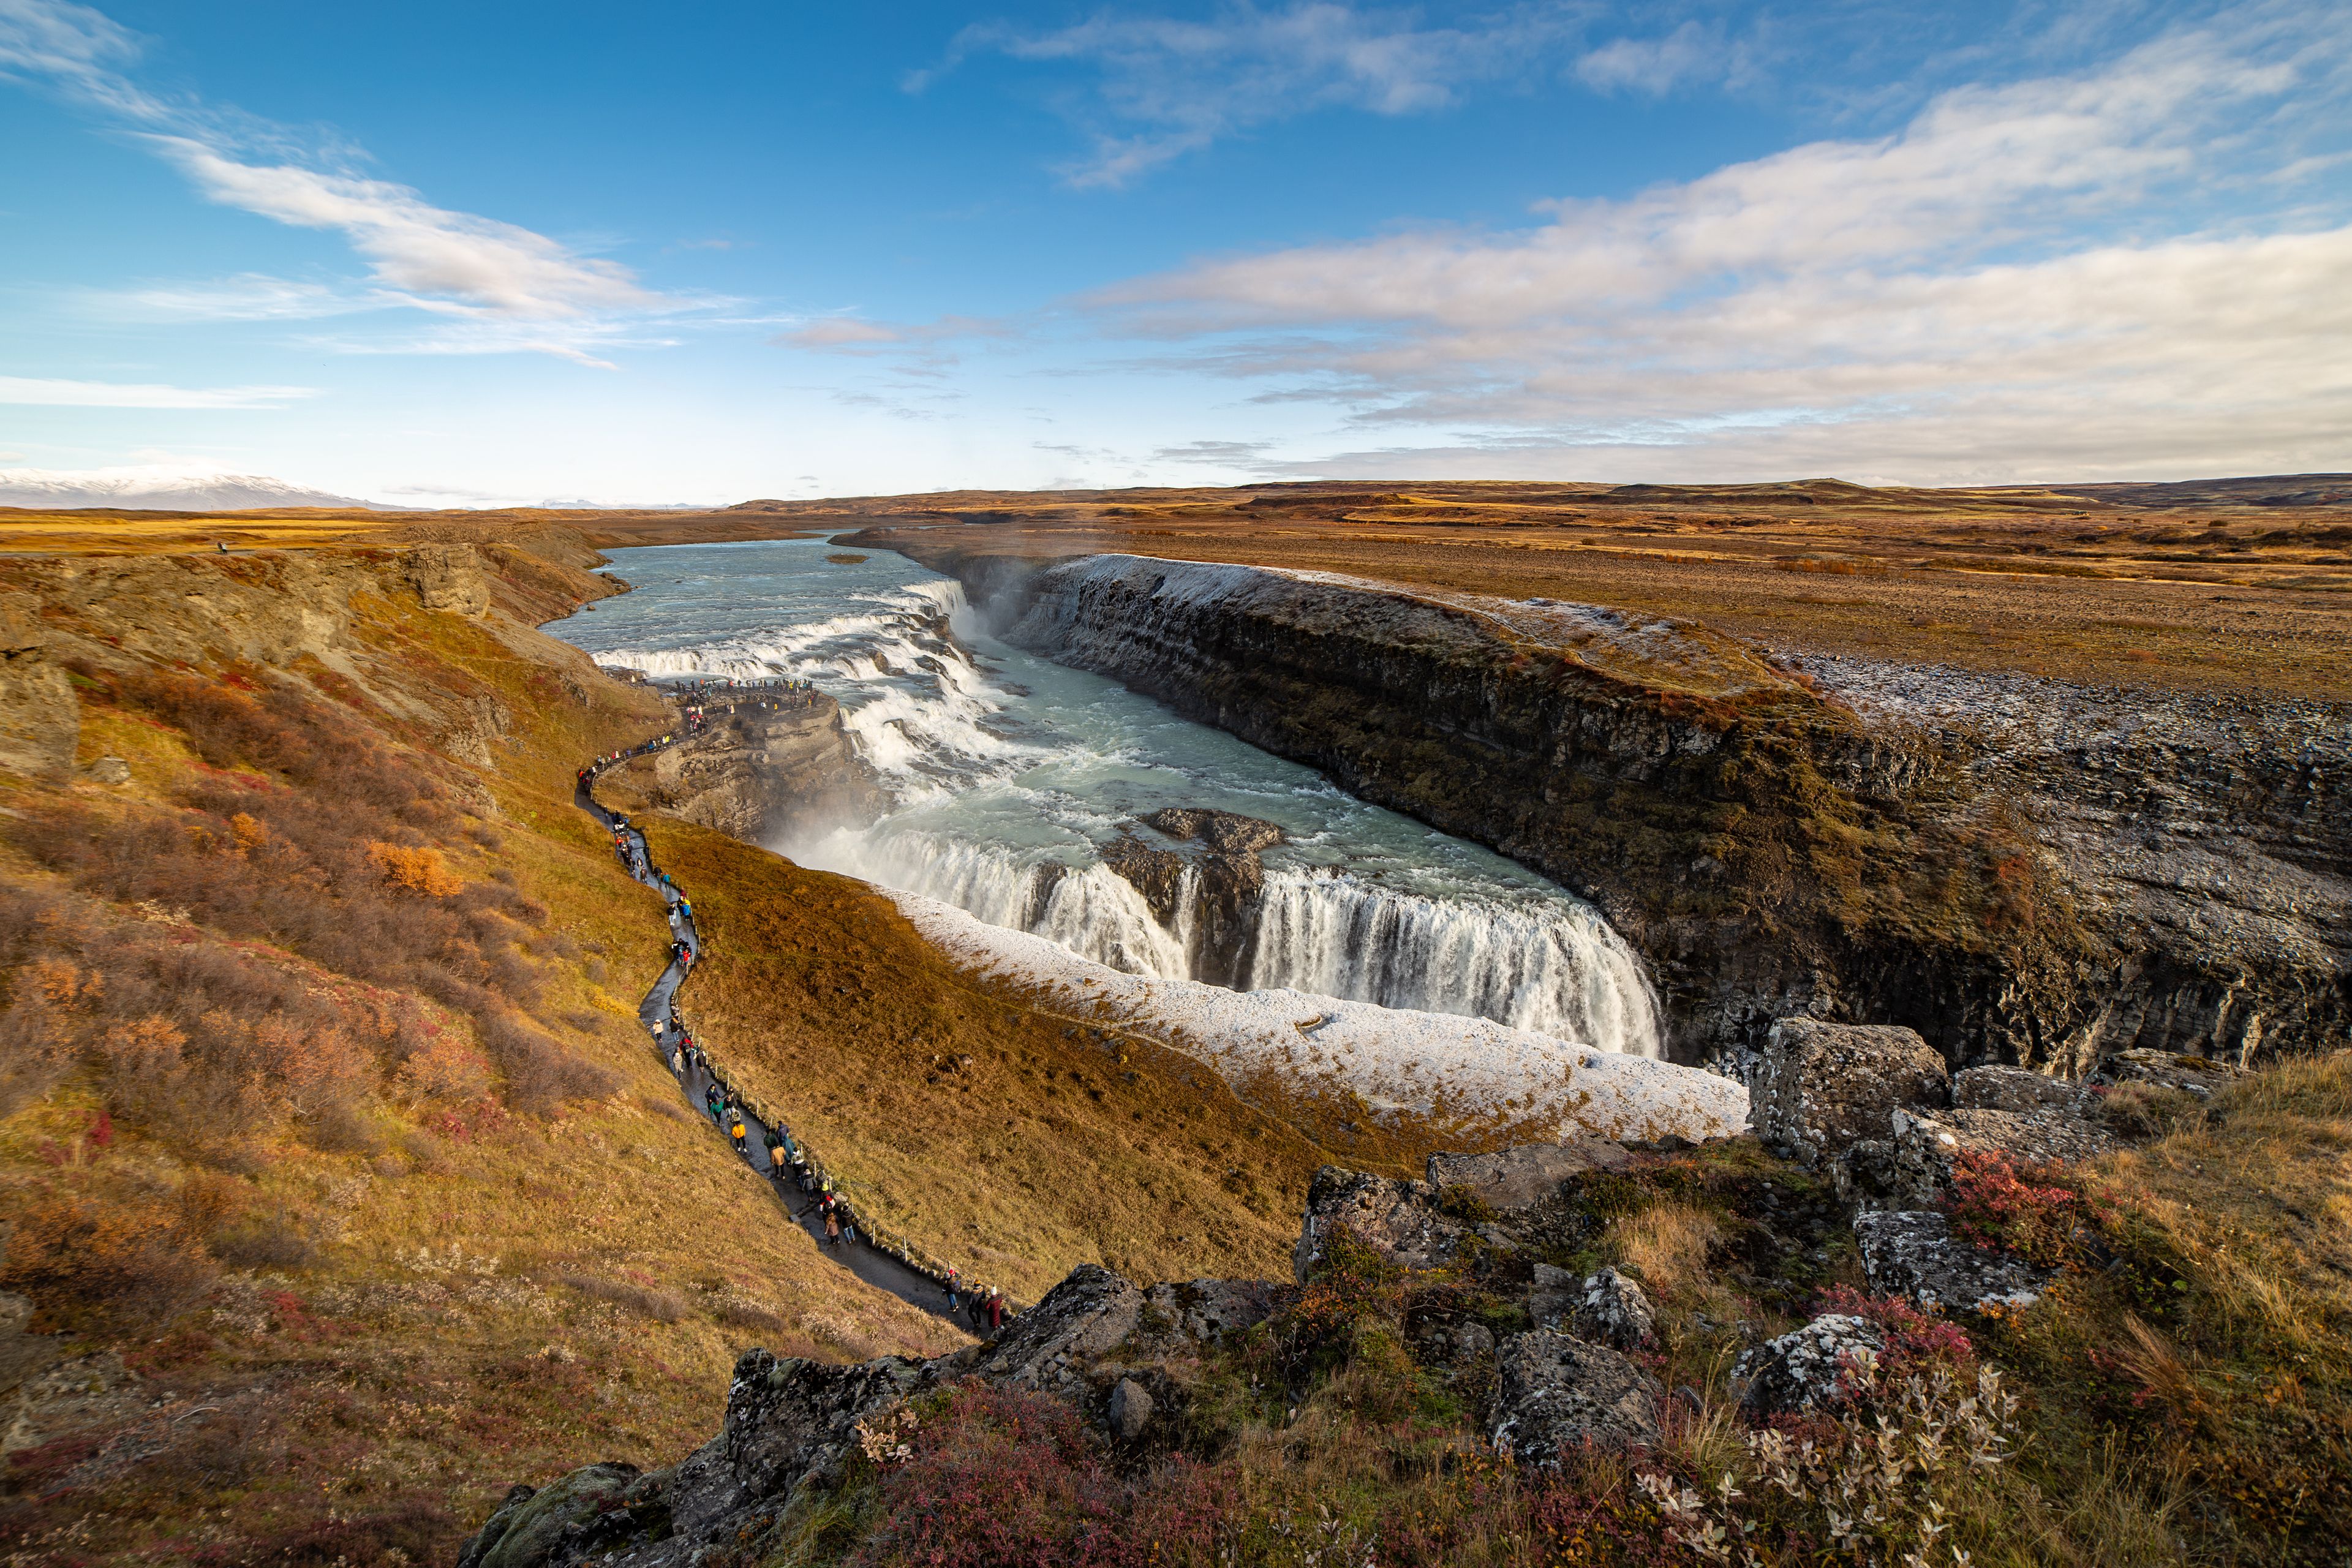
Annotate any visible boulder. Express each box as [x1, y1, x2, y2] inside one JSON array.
[[1107, 1378, 1156, 1442], [1527, 1262, 1580, 1329], [1490, 1331, 1663, 1461], [1890, 1107, 2118, 1205], [1570, 1267, 1656, 1349], [665, 1349, 920, 1540], [1137, 1278, 1275, 1349], [1854, 1210, 2046, 1311], [456, 1462, 665, 1568], [1414, 1319, 1496, 1366], [1733, 1314, 1884, 1413], [1752, 1019, 1949, 1166], [1425, 1138, 1632, 1212], [1953, 1065, 2097, 1118], [969, 1264, 1144, 1400], [1294, 1166, 1469, 1282]]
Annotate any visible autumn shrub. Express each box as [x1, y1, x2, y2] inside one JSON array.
[[1813, 1285, 1977, 1376], [853, 1381, 1233, 1568], [1, 1188, 214, 1330], [1942, 1150, 2110, 1269], [368, 841, 462, 897], [477, 1011, 619, 1116]]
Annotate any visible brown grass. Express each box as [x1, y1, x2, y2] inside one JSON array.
[[0, 538, 966, 1566]]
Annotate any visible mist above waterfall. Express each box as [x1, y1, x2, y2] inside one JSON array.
[[554, 538, 1663, 1058]]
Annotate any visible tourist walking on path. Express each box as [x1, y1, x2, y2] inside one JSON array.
[[769, 1139, 788, 1183], [824, 1208, 842, 1248], [730, 1110, 748, 1154]]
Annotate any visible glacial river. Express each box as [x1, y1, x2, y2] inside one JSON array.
[[546, 538, 1662, 1057]]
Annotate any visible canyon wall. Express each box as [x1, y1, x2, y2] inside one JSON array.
[[897, 548, 2347, 1069]]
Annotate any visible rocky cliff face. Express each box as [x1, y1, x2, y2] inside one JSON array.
[[895, 549, 2345, 1070], [602, 699, 881, 844]]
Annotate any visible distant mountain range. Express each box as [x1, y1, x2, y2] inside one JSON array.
[[0, 468, 380, 511]]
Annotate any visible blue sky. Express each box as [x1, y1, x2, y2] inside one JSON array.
[[1, 0, 2346, 505]]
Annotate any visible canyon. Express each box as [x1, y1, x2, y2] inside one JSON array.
[[827, 540, 2348, 1072]]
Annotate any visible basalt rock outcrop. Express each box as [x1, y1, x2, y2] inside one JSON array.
[[876, 548, 2346, 1069], [602, 698, 881, 843], [1099, 807, 1287, 987]]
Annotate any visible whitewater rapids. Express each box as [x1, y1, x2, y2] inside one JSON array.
[[551, 539, 1670, 1063]]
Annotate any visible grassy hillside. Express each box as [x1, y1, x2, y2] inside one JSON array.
[[0, 539, 963, 1566]]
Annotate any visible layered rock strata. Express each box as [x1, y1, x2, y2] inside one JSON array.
[[884, 548, 2346, 1069]]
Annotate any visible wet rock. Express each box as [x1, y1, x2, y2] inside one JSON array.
[[1425, 1137, 1632, 1212], [1953, 1065, 2097, 1117], [1107, 1377, 1156, 1442], [2094, 1048, 2247, 1101], [1098, 807, 1287, 987], [1890, 1107, 2119, 1205], [1099, 833, 1191, 927], [1854, 1210, 2046, 1311], [1294, 1166, 1469, 1282], [1753, 1019, 1950, 1166], [1733, 1314, 1885, 1413], [1141, 807, 1280, 856], [1490, 1331, 1663, 1461], [1571, 1267, 1656, 1349]]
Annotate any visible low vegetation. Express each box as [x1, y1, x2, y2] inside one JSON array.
[[776, 1055, 2348, 1566]]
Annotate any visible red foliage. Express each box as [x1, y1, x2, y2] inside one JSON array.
[[853, 1381, 1233, 1568], [1814, 1284, 1977, 1374], [1940, 1150, 2108, 1268]]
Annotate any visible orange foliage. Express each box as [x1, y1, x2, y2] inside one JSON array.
[[392, 1033, 492, 1104], [366, 842, 463, 897]]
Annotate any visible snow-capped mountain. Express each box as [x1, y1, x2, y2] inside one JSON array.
[[0, 467, 380, 511]]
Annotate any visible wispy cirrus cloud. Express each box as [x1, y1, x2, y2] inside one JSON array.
[[0, 0, 690, 361], [910, 1, 1597, 188]]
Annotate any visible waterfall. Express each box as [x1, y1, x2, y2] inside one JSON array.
[[576, 541, 1665, 1058], [802, 827, 1193, 981], [1246, 869, 1660, 1047]]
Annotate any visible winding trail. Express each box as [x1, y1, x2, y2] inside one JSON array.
[[574, 698, 987, 1330]]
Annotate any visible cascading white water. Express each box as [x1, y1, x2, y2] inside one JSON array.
[[550, 538, 1665, 1058], [1248, 869, 1659, 1044]]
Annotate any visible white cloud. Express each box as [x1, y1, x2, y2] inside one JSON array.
[[2, 0, 680, 352], [149, 138, 655, 320], [0, 374, 314, 407], [1084, 9, 2352, 481], [1575, 20, 1751, 95], [916, 1, 1591, 187]]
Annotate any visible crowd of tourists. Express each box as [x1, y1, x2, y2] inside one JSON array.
[[579, 718, 1012, 1332]]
